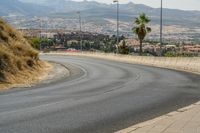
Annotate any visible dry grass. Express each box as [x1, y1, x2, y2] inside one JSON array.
[[46, 52, 200, 75], [0, 18, 51, 90]]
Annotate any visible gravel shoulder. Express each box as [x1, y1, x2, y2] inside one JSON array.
[[38, 62, 70, 84], [0, 62, 70, 91]]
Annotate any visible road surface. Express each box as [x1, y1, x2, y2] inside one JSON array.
[[0, 55, 200, 133]]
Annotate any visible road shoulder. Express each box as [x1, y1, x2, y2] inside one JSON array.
[[0, 62, 70, 91], [116, 102, 200, 133]]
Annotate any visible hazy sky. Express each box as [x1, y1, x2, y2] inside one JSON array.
[[74, 0, 200, 11]]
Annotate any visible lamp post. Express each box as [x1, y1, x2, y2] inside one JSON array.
[[160, 0, 163, 56], [113, 0, 119, 53], [38, 18, 42, 51], [77, 11, 82, 51], [40, 20, 42, 51]]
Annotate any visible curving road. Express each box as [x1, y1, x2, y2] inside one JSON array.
[[0, 55, 200, 133]]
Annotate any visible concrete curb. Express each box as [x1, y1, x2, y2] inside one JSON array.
[[116, 102, 200, 133]]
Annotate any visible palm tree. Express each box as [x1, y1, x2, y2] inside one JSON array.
[[132, 13, 151, 55]]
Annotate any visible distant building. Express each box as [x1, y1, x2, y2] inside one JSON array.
[[182, 45, 200, 53], [54, 32, 109, 44], [39, 32, 56, 39]]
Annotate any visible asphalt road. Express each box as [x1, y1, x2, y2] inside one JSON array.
[[0, 55, 200, 133]]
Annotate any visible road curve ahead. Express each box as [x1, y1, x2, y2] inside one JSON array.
[[0, 55, 200, 133]]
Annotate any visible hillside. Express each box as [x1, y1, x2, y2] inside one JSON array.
[[2, 0, 200, 27], [0, 0, 51, 16], [16, 0, 200, 27], [0, 18, 50, 89], [48, 1, 200, 27], [1, 0, 200, 42]]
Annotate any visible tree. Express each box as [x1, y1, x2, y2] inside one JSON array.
[[30, 38, 41, 50], [132, 13, 151, 55], [119, 40, 129, 54]]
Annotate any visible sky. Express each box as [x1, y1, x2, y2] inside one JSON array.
[[74, 0, 200, 11]]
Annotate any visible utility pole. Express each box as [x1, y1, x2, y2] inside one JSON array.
[[160, 0, 163, 56], [77, 11, 83, 51], [113, 0, 119, 53], [39, 18, 42, 51]]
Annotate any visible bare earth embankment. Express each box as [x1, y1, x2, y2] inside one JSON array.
[[0, 19, 52, 90]]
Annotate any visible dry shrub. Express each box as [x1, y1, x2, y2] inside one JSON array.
[[16, 60, 23, 70], [0, 30, 9, 42], [0, 18, 45, 85]]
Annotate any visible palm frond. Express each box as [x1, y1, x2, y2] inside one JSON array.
[[140, 13, 146, 20], [132, 13, 151, 42], [146, 27, 152, 33], [144, 17, 151, 23], [139, 13, 151, 24], [134, 18, 140, 25], [132, 27, 140, 34]]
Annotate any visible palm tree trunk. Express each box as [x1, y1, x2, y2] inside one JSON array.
[[139, 40, 143, 56]]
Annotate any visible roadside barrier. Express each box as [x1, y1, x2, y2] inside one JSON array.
[[45, 52, 200, 74]]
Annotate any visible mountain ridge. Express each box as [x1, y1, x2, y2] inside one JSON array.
[[1, 0, 200, 38], [0, 0, 52, 16]]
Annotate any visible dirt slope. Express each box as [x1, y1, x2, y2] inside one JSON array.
[[0, 18, 51, 89]]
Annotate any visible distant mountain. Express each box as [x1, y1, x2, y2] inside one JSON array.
[[19, 0, 46, 4], [42, 0, 109, 12], [33, 0, 200, 26], [1, 0, 200, 28], [42, 0, 200, 27], [0, 0, 51, 16]]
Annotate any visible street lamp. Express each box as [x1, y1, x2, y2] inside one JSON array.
[[113, 0, 119, 53], [37, 18, 42, 51], [77, 11, 83, 51], [160, 0, 163, 56]]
